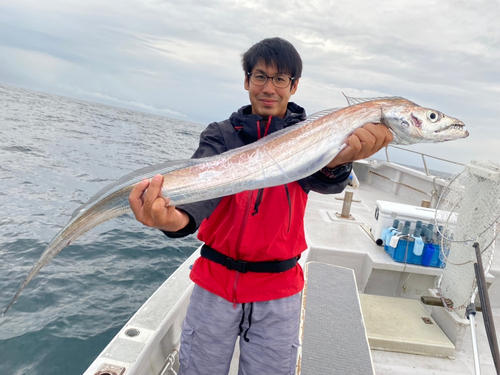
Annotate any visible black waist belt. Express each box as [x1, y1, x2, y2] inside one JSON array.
[[200, 244, 298, 274]]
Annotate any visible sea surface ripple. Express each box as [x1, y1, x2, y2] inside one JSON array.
[[0, 84, 204, 375]]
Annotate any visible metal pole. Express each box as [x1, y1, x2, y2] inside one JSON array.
[[467, 302, 481, 375], [473, 242, 500, 374], [340, 191, 354, 218], [421, 154, 430, 176]]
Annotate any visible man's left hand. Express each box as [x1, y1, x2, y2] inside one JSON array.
[[326, 123, 393, 168]]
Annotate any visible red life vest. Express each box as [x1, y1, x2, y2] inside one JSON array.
[[189, 181, 308, 304]]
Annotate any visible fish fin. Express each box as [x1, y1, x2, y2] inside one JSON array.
[[377, 105, 408, 145], [380, 106, 389, 127], [342, 93, 407, 106], [72, 158, 205, 217], [303, 108, 343, 123], [342, 92, 358, 106], [390, 133, 412, 145]]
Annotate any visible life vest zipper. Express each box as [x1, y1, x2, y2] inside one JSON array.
[[252, 189, 264, 216], [232, 190, 254, 308], [233, 117, 272, 307], [285, 184, 291, 232]]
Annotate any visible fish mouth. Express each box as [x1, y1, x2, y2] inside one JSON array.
[[435, 123, 466, 133]]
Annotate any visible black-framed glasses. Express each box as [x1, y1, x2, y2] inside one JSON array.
[[247, 72, 295, 88]]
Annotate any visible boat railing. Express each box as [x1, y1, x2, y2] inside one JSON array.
[[384, 145, 465, 176]]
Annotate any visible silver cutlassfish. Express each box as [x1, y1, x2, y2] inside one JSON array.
[[3, 96, 469, 315]]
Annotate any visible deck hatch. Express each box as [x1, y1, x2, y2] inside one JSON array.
[[359, 294, 455, 358]]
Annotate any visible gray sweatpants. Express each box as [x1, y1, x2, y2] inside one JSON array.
[[178, 285, 301, 375]]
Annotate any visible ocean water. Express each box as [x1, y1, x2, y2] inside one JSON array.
[[0, 85, 205, 375]]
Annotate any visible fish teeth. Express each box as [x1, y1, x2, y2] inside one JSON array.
[[434, 124, 464, 133]]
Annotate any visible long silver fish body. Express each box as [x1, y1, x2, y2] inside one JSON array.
[[3, 96, 469, 315]]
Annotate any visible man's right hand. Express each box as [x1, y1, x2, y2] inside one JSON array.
[[128, 174, 189, 232]]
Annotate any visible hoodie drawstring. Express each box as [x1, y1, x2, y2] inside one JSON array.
[[256, 116, 273, 140], [238, 302, 254, 342]]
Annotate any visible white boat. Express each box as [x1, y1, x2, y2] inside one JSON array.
[[83, 147, 500, 375]]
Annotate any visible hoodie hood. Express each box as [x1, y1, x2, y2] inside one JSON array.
[[229, 102, 307, 145]]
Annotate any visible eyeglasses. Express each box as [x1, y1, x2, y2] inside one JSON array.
[[247, 72, 295, 88]]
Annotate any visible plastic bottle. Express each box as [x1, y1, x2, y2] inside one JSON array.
[[422, 224, 440, 267], [439, 227, 451, 268], [408, 228, 424, 265], [386, 222, 404, 257], [377, 219, 399, 246], [393, 226, 411, 262], [430, 226, 441, 267], [427, 224, 435, 239], [436, 225, 450, 268], [385, 222, 400, 251], [421, 226, 431, 266]]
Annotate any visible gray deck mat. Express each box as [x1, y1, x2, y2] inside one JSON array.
[[301, 262, 374, 375]]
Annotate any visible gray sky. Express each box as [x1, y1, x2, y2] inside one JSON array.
[[1, 0, 499, 172]]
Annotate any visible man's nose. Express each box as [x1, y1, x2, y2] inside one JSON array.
[[262, 78, 276, 93]]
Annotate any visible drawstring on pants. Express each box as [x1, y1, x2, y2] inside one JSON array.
[[238, 302, 254, 342], [244, 302, 253, 342], [238, 303, 246, 336]]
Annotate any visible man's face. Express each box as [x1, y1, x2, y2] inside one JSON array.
[[244, 61, 299, 119]]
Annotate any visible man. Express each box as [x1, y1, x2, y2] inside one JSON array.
[[129, 37, 392, 375]]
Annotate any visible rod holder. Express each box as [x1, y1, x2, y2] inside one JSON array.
[[341, 191, 354, 218], [421, 200, 431, 208]]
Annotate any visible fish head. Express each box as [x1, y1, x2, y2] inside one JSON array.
[[383, 101, 469, 145]]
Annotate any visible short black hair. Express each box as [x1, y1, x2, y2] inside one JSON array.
[[242, 37, 302, 80]]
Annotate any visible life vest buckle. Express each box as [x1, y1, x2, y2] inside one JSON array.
[[225, 257, 248, 273]]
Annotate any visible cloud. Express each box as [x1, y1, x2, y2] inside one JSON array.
[[72, 88, 187, 117], [1, 0, 499, 165]]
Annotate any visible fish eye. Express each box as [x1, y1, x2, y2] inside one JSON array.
[[427, 111, 440, 123]]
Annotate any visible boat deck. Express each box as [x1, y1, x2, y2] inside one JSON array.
[[301, 182, 500, 375], [85, 161, 500, 375]]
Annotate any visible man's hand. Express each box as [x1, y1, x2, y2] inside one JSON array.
[[128, 174, 189, 232], [327, 123, 393, 168]]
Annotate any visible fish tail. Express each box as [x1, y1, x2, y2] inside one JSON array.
[[2, 234, 66, 316], [2, 200, 130, 316]]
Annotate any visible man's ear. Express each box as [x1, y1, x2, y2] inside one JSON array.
[[290, 79, 299, 95], [244, 76, 249, 91]]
